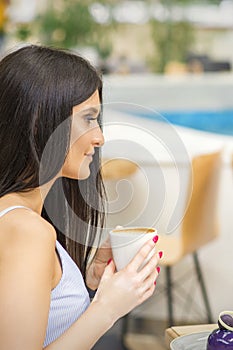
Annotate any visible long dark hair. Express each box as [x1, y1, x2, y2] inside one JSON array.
[[0, 45, 106, 278]]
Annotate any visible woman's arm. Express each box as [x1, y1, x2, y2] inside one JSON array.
[[46, 237, 160, 350], [0, 211, 160, 350]]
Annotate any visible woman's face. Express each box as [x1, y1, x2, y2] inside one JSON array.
[[61, 89, 104, 180]]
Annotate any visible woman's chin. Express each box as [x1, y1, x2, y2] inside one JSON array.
[[61, 164, 91, 180], [76, 168, 91, 180]]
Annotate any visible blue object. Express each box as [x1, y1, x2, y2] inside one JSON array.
[[126, 109, 233, 136], [207, 329, 233, 349]]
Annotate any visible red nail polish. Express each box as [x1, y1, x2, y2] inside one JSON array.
[[154, 281, 157, 286], [152, 235, 159, 243], [156, 266, 161, 273], [107, 258, 112, 265], [159, 251, 163, 259]]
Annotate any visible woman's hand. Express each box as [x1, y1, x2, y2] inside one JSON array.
[[86, 237, 113, 291], [92, 236, 162, 323]]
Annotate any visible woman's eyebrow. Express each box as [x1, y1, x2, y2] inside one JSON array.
[[81, 107, 100, 116]]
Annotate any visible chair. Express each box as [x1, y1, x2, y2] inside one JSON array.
[[120, 151, 222, 346], [156, 151, 222, 327], [101, 158, 138, 181]]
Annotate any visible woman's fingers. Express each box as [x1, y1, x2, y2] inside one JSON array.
[[123, 237, 162, 301], [138, 267, 159, 296], [138, 250, 161, 282], [94, 234, 162, 321], [94, 241, 161, 321], [127, 236, 159, 273], [139, 283, 156, 304], [100, 259, 115, 281]]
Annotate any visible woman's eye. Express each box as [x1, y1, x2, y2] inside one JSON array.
[[85, 115, 100, 126], [86, 116, 97, 123]]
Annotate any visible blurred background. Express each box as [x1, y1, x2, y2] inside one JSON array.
[[1, 0, 233, 74], [1, 1, 233, 350]]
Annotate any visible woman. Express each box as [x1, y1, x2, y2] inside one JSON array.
[[0, 45, 161, 349]]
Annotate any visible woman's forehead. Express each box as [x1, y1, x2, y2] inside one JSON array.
[[73, 90, 100, 114]]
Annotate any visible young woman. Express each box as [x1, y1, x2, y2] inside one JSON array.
[[0, 45, 161, 350]]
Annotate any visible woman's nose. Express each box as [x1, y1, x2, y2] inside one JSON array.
[[92, 125, 105, 147]]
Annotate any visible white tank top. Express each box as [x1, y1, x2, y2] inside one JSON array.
[[0, 206, 90, 347]]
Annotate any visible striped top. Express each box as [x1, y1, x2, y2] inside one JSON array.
[[0, 206, 90, 347]]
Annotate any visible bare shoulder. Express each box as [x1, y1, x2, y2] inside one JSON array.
[[0, 208, 57, 348], [0, 208, 56, 251]]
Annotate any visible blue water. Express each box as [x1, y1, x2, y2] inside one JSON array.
[[128, 109, 233, 136]]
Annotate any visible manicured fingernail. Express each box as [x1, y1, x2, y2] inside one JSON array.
[[154, 281, 157, 286], [156, 266, 161, 273], [152, 235, 159, 243], [107, 258, 112, 265], [159, 251, 163, 259]]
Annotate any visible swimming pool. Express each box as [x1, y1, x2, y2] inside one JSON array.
[[127, 109, 233, 136]]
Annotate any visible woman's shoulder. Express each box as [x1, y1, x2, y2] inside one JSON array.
[[0, 207, 56, 249]]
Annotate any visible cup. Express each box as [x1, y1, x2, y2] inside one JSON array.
[[109, 226, 157, 271]]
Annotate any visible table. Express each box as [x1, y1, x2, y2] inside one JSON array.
[[165, 324, 218, 349]]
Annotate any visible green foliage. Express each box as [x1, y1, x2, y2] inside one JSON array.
[[147, 0, 221, 4], [91, 21, 116, 60], [37, 1, 95, 48], [35, 0, 115, 61], [149, 19, 194, 73], [15, 23, 32, 41]]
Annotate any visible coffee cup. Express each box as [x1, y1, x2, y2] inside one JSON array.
[[109, 226, 157, 271]]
